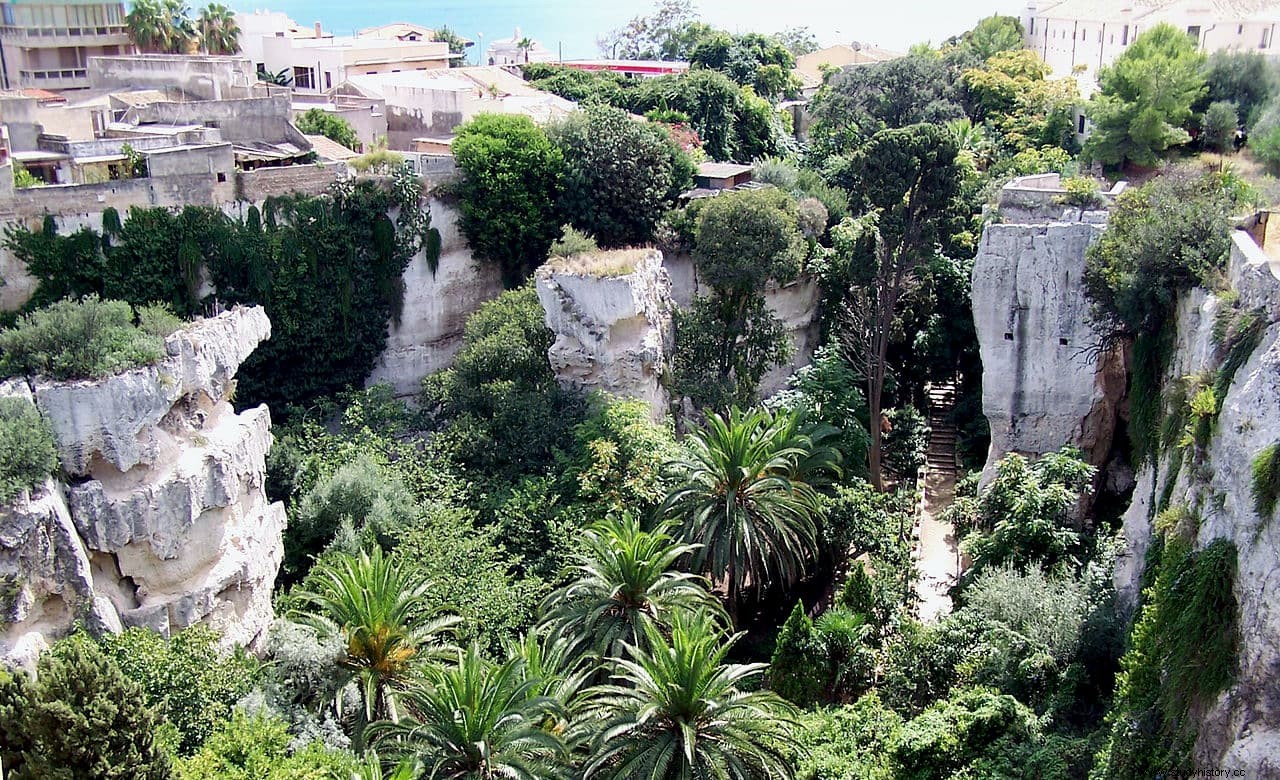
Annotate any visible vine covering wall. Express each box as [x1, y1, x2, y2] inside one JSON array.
[[3, 169, 438, 414]]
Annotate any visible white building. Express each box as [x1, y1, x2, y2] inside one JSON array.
[[1024, 0, 1280, 79], [235, 12, 456, 93], [485, 27, 555, 66]]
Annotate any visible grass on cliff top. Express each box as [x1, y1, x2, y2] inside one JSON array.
[[544, 248, 650, 278], [0, 295, 182, 381]]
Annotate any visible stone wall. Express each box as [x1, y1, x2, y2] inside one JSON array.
[[0, 307, 284, 670]]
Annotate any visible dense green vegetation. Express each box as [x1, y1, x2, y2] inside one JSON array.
[[6, 6, 1279, 778], [4, 173, 431, 413], [294, 108, 360, 152]]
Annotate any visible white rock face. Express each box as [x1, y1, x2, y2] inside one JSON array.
[[1112, 232, 1280, 774], [973, 216, 1124, 482], [366, 200, 505, 397], [0, 306, 284, 668], [536, 250, 674, 418]]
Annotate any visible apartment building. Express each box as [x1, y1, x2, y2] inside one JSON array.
[[1024, 0, 1280, 79], [0, 0, 131, 90]]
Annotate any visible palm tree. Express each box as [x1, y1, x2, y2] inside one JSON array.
[[160, 0, 196, 53], [540, 516, 724, 663], [125, 0, 167, 52], [664, 407, 839, 620], [292, 547, 459, 746], [196, 3, 240, 55], [583, 612, 799, 779], [368, 644, 567, 779], [517, 37, 535, 64]]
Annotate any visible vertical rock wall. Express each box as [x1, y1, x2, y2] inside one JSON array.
[[535, 250, 674, 418], [1112, 232, 1280, 774], [0, 307, 284, 669], [972, 198, 1125, 482], [365, 199, 505, 397]]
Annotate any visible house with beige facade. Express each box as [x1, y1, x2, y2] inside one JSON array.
[[236, 12, 457, 94], [1024, 0, 1280, 79], [0, 0, 132, 90]]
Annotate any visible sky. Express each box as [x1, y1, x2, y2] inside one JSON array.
[[693, 0, 1027, 52], [228, 0, 1028, 59]]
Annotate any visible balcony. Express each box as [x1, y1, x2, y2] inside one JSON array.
[[18, 68, 90, 89], [0, 25, 130, 47]]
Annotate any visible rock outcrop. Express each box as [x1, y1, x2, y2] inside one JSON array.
[[1111, 227, 1280, 774], [0, 307, 284, 669], [365, 199, 505, 397], [973, 176, 1125, 482], [536, 249, 674, 418]]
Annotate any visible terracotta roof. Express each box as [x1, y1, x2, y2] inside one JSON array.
[[304, 134, 358, 161]]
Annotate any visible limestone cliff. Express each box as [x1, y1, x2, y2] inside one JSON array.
[[0, 307, 284, 669], [535, 249, 674, 418], [973, 176, 1126, 482], [1112, 227, 1280, 775]]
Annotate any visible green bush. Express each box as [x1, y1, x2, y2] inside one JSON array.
[[883, 406, 929, 479], [283, 453, 419, 582], [176, 711, 357, 779], [1201, 100, 1239, 153], [100, 626, 258, 756], [0, 396, 58, 502], [1083, 171, 1239, 340], [294, 107, 359, 151], [0, 296, 169, 380], [547, 224, 599, 258], [550, 103, 693, 247], [791, 695, 904, 780], [0, 634, 171, 780], [769, 602, 828, 706], [893, 687, 1041, 780], [1251, 441, 1280, 517], [1094, 537, 1238, 777]]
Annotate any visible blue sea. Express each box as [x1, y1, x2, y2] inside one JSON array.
[[225, 0, 1025, 61]]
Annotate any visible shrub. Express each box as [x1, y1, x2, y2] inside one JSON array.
[[0, 296, 169, 380], [12, 163, 42, 188], [550, 103, 693, 247], [176, 711, 357, 779], [769, 602, 828, 706], [1, 634, 171, 780], [1201, 100, 1239, 153], [1251, 441, 1280, 517], [283, 453, 419, 582], [0, 396, 58, 502], [893, 687, 1041, 779], [791, 695, 904, 780], [452, 114, 565, 286], [1060, 176, 1104, 207], [547, 224, 599, 258], [100, 626, 258, 756], [294, 108, 359, 151], [349, 148, 405, 174], [883, 406, 929, 479], [1083, 170, 1238, 340]]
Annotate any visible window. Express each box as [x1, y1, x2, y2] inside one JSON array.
[[1187, 25, 1201, 41], [1030, 18, 1035, 35], [1122, 25, 1129, 44], [1059, 338, 1070, 346], [1262, 28, 1272, 48], [1078, 114, 1086, 133], [324, 71, 332, 90], [292, 66, 315, 90], [1240, 24, 1245, 34]]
